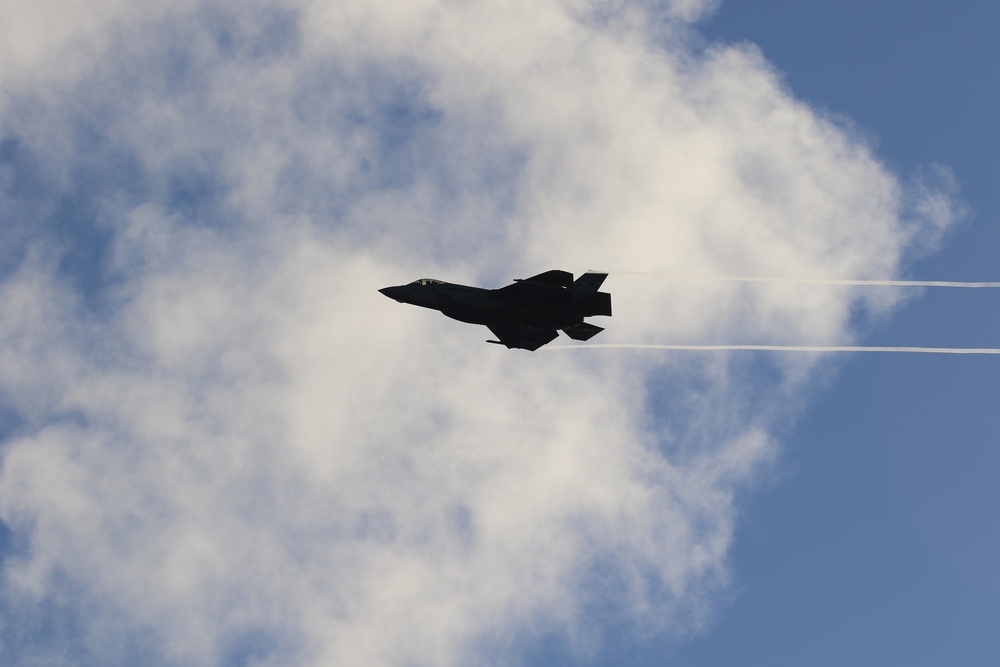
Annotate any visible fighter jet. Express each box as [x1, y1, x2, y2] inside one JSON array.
[[379, 270, 612, 351]]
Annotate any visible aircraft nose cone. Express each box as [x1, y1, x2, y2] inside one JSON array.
[[379, 286, 403, 301]]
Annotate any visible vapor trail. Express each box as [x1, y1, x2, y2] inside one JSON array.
[[607, 272, 1000, 288], [549, 344, 1000, 354]]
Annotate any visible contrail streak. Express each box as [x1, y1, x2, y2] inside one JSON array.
[[606, 271, 1000, 288], [548, 344, 1000, 354]]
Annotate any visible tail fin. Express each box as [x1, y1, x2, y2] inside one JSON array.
[[571, 272, 608, 300], [578, 291, 612, 317]]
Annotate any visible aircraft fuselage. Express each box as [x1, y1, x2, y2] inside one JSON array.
[[379, 270, 612, 350], [379, 282, 586, 329]]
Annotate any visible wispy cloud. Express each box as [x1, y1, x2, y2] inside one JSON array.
[[0, 1, 962, 665]]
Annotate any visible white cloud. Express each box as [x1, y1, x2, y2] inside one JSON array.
[[0, 1, 961, 666]]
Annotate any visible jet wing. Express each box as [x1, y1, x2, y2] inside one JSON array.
[[495, 270, 573, 299], [562, 322, 604, 341], [486, 325, 559, 351], [518, 270, 573, 287]]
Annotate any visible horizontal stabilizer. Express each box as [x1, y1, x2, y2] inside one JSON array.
[[571, 272, 608, 300], [562, 322, 604, 341]]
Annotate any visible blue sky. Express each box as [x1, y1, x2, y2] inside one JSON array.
[[0, 2, 996, 666], [666, 3, 1000, 666]]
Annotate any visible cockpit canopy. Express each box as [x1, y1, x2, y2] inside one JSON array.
[[409, 278, 445, 286]]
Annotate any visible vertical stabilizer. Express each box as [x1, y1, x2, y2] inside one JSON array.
[[571, 272, 608, 300]]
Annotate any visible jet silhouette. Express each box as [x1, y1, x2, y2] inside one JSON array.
[[379, 270, 612, 350]]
